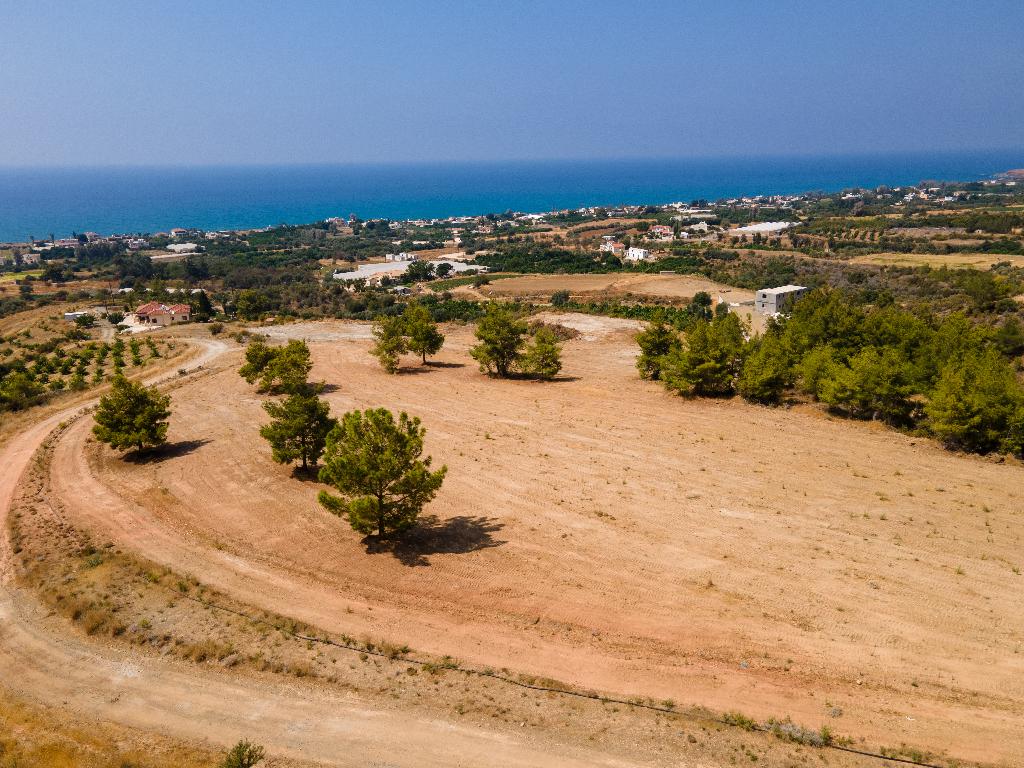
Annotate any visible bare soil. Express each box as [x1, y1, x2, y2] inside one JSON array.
[[34, 316, 1024, 766], [470, 273, 754, 302], [849, 252, 1024, 269]]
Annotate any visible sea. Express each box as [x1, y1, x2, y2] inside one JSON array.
[[0, 151, 1021, 243]]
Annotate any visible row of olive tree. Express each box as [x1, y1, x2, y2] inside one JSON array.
[[636, 289, 1024, 456]]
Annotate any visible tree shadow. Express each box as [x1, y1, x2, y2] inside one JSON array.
[[289, 465, 323, 482], [126, 438, 211, 464], [318, 382, 341, 393], [363, 515, 506, 567], [424, 360, 466, 369]]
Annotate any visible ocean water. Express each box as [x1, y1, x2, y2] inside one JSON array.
[[0, 151, 1021, 243]]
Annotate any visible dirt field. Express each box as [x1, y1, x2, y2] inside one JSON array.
[[20, 316, 1021, 766], [849, 251, 1024, 269], [472, 273, 754, 303]]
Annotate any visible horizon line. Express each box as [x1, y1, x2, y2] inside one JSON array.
[[2, 147, 1023, 172]]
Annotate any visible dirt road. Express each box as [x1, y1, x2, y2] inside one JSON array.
[[37, 319, 1024, 766], [0, 336, 672, 767]]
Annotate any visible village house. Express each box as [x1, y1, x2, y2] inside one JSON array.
[[598, 236, 624, 255], [135, 301, 191, 326], [648, 224, 674, 240], [625, 246, 652, 263]]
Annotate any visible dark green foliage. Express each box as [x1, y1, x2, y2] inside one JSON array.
[[402, 303, 445, 364], [0, 371, 47, 411], [795, 345, 840, 400], [318, 408, 447, 538], [737, 331, 792, 404], [520, 327, 563, 380], [260, 391, 336, 469], [926, 349, 1024, 454], [239, 339, 312, 393], [634, 284, 1024, 456], [403, 260, 436, 283], [550, 290, 570, 307], [92, 375, 171, 453], [469, 303, 528, 377], [370, 315, 408, 373], [220, 740, 265, 768], [661, 313, 746, 397], [238, 339, 277, 384], [634, 317, 681, 380], [817, 346, 917, 425]]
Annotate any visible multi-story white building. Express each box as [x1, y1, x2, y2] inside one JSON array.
[[624, 246, 652, 262]]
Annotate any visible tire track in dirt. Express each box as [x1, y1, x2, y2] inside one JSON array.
[[0, 337, 650, 767]]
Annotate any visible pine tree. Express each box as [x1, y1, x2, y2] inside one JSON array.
[[370, 315, 408, 374], [520, 327, 562, 380], [737, 332, 792, 404], [469, 303, 527, 377], [926, 348, 1024, 453], [818, 346, 916, 424], [635, 317, 680, 380], [318, 408, 447, 538], [661, 314, 745, 397], [260, 391, 336, 470], [239, 339, 312, 393], [402, 303, 445, 364], [92, 375, 171, 453]]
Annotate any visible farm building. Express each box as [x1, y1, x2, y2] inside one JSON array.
[[135, 301, 191, 326], [754, 285, 808, 315]]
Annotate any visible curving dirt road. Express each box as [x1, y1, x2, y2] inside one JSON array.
[[0, 337, 653, 767], [25, 321, 1024, 766]]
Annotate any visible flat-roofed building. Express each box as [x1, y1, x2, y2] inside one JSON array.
[[755, 285, 808, 315]]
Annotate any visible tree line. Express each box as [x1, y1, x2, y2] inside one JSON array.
[[636, 289, 1024, 456]]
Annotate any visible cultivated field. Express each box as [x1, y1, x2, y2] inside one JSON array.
[[26, 316, 1024, 766]]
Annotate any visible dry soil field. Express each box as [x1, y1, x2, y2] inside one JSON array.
[[20, 316, 1023, 766], [849, 251, 1024, 269], [470, 272, 755, 303]]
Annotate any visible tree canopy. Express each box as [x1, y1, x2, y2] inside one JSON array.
[[92, 375, 171, 453], [260, 391, 336, 470], [318, 408, 447, 538], [239, 339, 313, 393], [469, 303, 527, 377]]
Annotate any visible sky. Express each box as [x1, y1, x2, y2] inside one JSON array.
[[1, 0, 1023, 166]]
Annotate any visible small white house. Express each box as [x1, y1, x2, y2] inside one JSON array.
[[624, 247, 652, 263]]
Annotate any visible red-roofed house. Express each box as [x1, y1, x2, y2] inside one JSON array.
[[136, 302, 191, 327]]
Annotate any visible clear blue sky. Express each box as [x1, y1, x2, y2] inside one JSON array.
[[2, 0, 1022, 166]]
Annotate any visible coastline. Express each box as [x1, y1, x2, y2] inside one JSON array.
[[1, 150, 1022, 242]]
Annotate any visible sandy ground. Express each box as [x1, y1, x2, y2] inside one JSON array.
[[471, 273, 755, 303], [0, 336, 666, 768], [32, 316, 1024, 766]]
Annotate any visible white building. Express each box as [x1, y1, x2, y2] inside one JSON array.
[[755, 285, 808, 315], [166, 243, 198, 254], [624, 246, 652, 263]]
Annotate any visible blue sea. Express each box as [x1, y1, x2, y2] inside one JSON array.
[[0, 151, 1021, 243]]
